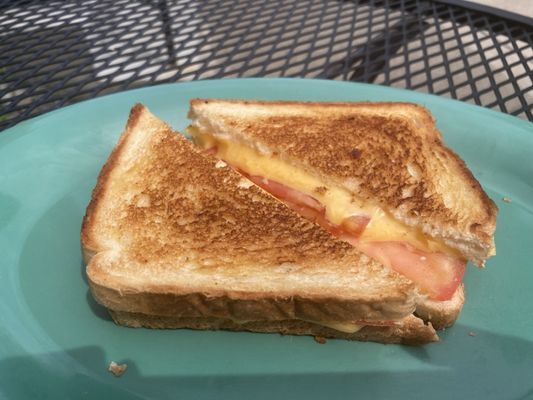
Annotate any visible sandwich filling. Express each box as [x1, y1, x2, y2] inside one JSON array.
[[233, 319, 402, 333], [189, 127, 466, 301]]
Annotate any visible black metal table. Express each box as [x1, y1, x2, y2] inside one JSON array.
[[1, 0, 532, 131]]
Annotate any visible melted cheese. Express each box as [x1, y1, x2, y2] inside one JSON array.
[[305, 320, 363, 333], [232, 318, 363, 333], [190, 127, 457, 255]]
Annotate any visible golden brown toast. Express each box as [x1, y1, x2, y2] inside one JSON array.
[[188, 99, 497, 265], [81, 104, 463, 344]]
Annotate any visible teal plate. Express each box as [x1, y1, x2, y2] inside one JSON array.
[[1, 79, 532, 399]]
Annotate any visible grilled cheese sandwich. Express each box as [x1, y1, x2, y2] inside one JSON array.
[[82, 103, 447, 345]]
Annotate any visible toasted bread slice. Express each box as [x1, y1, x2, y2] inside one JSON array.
[[82, 104, 425, 328], [108, 311, 439, 345], [188, 100, 497, 266]]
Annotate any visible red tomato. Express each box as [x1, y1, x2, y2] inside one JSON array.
[[248, 175, 324, 212], [247, 175, 369, 238], [356, 241, 466, 301], [234, 171, 465, 301]]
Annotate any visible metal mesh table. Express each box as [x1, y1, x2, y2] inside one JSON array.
[[1, 0, 532, 131]]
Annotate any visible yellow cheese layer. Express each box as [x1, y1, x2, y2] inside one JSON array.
[[190, 127, 456, 255], [305, 320, 363, 333], [232, 319, 363, 333]]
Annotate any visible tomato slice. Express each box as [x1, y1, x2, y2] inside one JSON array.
[[247, 175, 324, 212], [247, 175, 370, 238], [232, 171, 465, 300], [355, 241, 466, 300]]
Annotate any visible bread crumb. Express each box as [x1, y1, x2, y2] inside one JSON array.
[[108, 361, 128, 377], [314, 336, 327, 344], [215, 160, 227, 169], [502, 197, 512, 203], [468, 331, 477, 337]]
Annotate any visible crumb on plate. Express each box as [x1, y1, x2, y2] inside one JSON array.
[[502, 197, 512, 203], [314, 336, 327, 344], [108, 361, 128, 377]]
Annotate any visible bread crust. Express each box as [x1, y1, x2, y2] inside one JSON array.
[[81, 104, 147, 256], [87, 254, 416, 323], [189, 99, 497, 265], [108, 310, 439, 345]]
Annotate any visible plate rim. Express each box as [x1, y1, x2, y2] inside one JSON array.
[[2, 78, 532, 143]]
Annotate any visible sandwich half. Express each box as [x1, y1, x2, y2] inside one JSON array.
[[81, 104, 449, 344], [187, 99, 497, 327]]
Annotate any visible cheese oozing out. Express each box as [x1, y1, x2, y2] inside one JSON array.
[[232, 318, 364, 333], [305, 320, 363, 333], [189, 126, 458, 256]]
